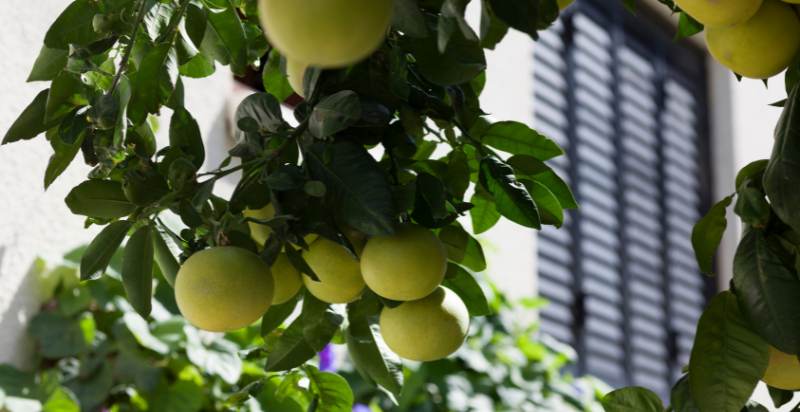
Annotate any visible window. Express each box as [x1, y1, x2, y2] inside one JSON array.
[[533, 0, 716, 397]]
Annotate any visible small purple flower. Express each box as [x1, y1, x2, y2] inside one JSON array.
[[319, 344, 335, 371], [352, 404, 371, 412]]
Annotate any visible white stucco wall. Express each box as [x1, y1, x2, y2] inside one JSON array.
[[0, 0, 232, 367]]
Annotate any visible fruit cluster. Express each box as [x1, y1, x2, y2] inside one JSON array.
[[176, 203, 471, 362], [676, 0, 800, 79]]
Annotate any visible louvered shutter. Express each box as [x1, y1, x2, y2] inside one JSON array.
[[533, 0, 715, 397]]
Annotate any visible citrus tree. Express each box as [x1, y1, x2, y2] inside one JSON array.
[[3, 0, 800, 410]]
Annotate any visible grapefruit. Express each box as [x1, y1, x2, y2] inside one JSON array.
[[271, 253, 303, 304], [674, 0, 763, 27], [302, 238, 365, 303], [763, 346, 800, 390]]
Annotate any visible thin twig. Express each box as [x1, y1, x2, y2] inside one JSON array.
[[110, 0, 149, 93]]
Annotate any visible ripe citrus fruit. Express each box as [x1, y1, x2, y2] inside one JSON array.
[[258, 0, 393, 68], [175, 247, 274, 332], [762, 346, 800, 390], [558, 0, 574, 9], [302, 238, 365, 303], [379, 287, 470, 362], [361, 224, 447, 301], [286, 59, 308, 97], [706, 0, 800, 79], [244, 204, 275, 246], [271, 253, 303, 304], [674, 0, 762, 27]]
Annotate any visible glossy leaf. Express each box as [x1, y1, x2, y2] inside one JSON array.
[[691, 195, 733, 275], [309, 91, 362, 139], [152, 230, 179, 287], [688, 291, 768, 412], [479, 157, 540, 229], [44, 0, 101, 49], [764, 83, 800, 234], [469, 187, 501, 234], [305, 366, 354, 412], [2, 89, 52, 144], [28, 46, 68, 82], [265, 317, 317, 372], [601, 386, 663, 412], [122, 225, 154, 318], [44, 113, 87, 189], [65, 180, 136, 219], [438, 224, 487, 271], [261, 294, 300, 336], [481, 121, 563, 160], [236, 92, 284, 133], [301, 294, 344, 351], [170, 108, 205, 168], [443, 263, 491, 316], [80, 220, 133, 280]]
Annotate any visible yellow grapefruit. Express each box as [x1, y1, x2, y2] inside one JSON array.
[[302, 238, 365, 303], [271, 253, 303, 304], [763, 346, 800, 390], [674, 0, 762, 27], [286, 59, 308, 97]]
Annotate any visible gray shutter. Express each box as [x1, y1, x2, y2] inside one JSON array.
[[533, 0, 714, 397]]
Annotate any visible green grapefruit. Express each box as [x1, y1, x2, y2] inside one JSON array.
[[706, 0, 800, 79], [361, 224, 447, 301], [271, 253, 303, 304], [258, 0, 393, 68], [286, 59, 308, 97], [763, 346, 800, 390], [244, 203, 318, 246], [674, 0, 762, 27], [175, 247, 274, 332], [302, 238, 365, 303], [379, 287, 470, 362]]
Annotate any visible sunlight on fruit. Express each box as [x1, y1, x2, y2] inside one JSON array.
[[270, 253, 303, 304], [244, 204, 275, 246], [379, 287, 470, 362], [762, 346, 800, 390], [706, 0, 800, 79], [286, 59, 308, 97], [175, 247, 274, 332], [361, 224, 447, 301], [302, 238, 365, 303], [558, 0, 575, 10], [258, 0, 393, 68], [674, 0, 762, 27]]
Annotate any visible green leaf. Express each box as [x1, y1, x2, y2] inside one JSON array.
[[44, 0, 101, 49], [481, 121, 563, 160], [203, 0, 248, 76], [479, 0, 509, 49], [734, 187, 770, 227], [236, 92, 285, 133], [151, 380, 204, 412], [3, 89, 53, 144], [309, 91, 362, 139], [44, 114, 88, 189], [262, 51, 294, 102], [345, 296, 404, 401], [121, 313, 169, 354], [444, 150, 470, 199], [304, 366, 355, 412], [764, 84, 800, 235], [80, 220, 133, 280], [675, 12, 703, 39], [443, 263, 491, 316], [261, 294, 300, 336], [29, 312, 91, 359], [688, 291, 769, 412], [43, 387, 80, 412], [392, 0, 429, 38], [766, 385, 794, 409], [404, 25, 486, 86], [185, 327, 243, 384], [122, 225, 154, 318], [301, 294, 344, 351], [265, 317, 317, 371], [479, 157, 540, 229], [469, 186, 501, 234], [65, 180, 136, 219], [735, 159, 769, 189], [306, 142, 396, 236], [487, 0, 558, 40], [152, 230, 179, 287], [601, 386, 664, 412], [669, 375, 699, 412], [170, 108, 205, 168], [0, 365, 37, 398], [28, 46, 68, 82], [522, 178, 564, 227], [438, 224, 486, 271], [129, 43, 176, 124], [733, 230, 800, 354], [45, 72, 87, 124], [691, 195, 733, 275]]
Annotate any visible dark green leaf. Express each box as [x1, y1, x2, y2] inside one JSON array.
[[80, 220, 133, 280], [152, 229, 179, 287], [480, 0, 509, 49], [764, 84, 800, 235], [305, 366, 354, 412], [29, 312, 92, 359], [443, 263, 491, 316], [691, 195, 733, 275], [767, 385, 794, 409], [301, 294, 344, 351], [392, 0, 429, 38], [151, 380, 204, 412], [44, 114, 88, 189], [236, 92, 284, 133], [602, 386, 663, 412], [487, 0, 558, 40], [404, 27, 486, 86], [309, 91, 362, 139], [469, 186, 501, 234], [28, 46, 69, 82], [734, 187, 770, 227], [122, 225, 154, 318], [203, 0, 248, 76], [479, 157, 540, 229], [481, 121, 563, 160], [129, 43, 176, 124], [444, 150, 470, 199], [522, 178, 564, 227], [3, 89, 53, 144], [670, 375, 699, 412], [438, 224, 486, 271], [265, 317, 317, 371], [345, 296, 404, 401], [733, 230, 800, 354], [689, 291, 769, 412], [306, 142, 396, 236], [736, 159, 769, 189], [261, 294, 300, 336], [44, 0, 102, 49], [170, 108, 205, 168], [65, 180, 136, 219], [46, 72, 87, 123]]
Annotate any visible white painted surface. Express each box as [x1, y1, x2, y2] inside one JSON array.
[[0, 0, 232, 367]]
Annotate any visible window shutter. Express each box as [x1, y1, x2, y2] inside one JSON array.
[[533, 0, 714, 397]]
